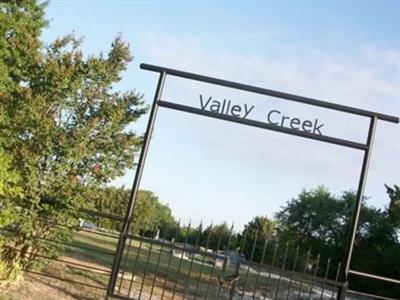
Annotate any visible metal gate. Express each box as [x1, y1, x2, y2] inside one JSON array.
[[108, 221, 344, 300], [106, 63, 399, 300]]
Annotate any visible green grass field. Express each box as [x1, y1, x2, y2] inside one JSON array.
[[70, 230, 220, 276], [1, 230, 335, 300], [61, 230, 322, 299], [67, 230, 229, 299]]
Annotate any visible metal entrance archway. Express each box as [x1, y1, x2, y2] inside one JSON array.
[[107, 63, 399, 300]]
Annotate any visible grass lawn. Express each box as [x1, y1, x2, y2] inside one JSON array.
[[66, 231, 326, 299], [68, 230, 229, 299]]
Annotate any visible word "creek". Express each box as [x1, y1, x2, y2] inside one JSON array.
[[267, 110, 324, 135]]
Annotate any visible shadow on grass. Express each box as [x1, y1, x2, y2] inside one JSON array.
[[65, 265, 109, 288], [33, 275, 101, 300]]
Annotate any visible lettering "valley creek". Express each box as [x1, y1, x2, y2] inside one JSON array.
[[199, 94, 324, 135]]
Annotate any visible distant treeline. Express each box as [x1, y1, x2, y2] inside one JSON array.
[[86, 187, 175, 235]]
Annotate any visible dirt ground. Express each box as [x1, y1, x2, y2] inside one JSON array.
[[0, 257, 108, 300], [0, 273, 106, 300]]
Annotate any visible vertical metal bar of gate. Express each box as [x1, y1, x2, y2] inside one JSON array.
[[107, 71, 167, 297], [337, 116, 378, 299]]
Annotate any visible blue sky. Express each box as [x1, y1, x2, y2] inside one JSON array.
[[43, 1, 400, 229]]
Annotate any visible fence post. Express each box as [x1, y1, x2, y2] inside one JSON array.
[[106, 71, 166, 297], [337, 116, 377, 300], [338, 281, 348, 300]]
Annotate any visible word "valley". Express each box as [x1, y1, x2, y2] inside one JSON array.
[[199, 95, 254, 119]]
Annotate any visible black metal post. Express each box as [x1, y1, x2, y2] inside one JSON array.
[[337, 116, 378, 300], [106, 71, 166, 297]]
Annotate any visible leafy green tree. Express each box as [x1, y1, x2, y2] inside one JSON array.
[[0, 1, 146, 270], [131, 190, 175, 236], [275, 186, 400, 297], [0, 114, 21, 233], [184, 224, 203, 247], [275, 187, 349, 264], [83, 186, 129, 231], [87, 187, 176, 236], [240, 216, 275, 262], [351, 207, 400, 297], [0, 145, 21, 238], [200, 222, 234, 251], [0, 1, 47, 92], [350, 184, 400, 297]]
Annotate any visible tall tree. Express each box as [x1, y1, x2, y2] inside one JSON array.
[[131, 190, 176, 236], [0, 1, 147, 270], [275, 186, 400, 297], [275, 186, 349, 264], [200, 222, 234, 251], [86, 187, 176, 236], [240, 216, 275, 262], [0, 142, 21, 238]]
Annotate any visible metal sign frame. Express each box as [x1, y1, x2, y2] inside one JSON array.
[[107, 63, 399, 299]]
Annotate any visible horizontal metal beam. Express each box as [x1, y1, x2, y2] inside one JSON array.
[[348, 290, 399, 300], [10, 246, 111, 274], [158, 100, 368, 150], [141, 63, 400, 124], [244, 259, 344, 288], [79, 208, 124, 222], [126, 233, 228, 261], [349, 269, 400, 285]]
